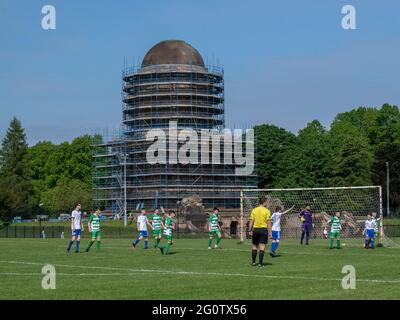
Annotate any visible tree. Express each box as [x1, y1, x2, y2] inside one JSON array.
[[0, 181, 18, 222], [28, 135, 93, 215], [254, 124, 297, 188], [0, 117, 33, 219], [330, 107, 379, 143], [276, 120, 334, 187], [373, 104, 400, 145], [41, 179, 91, 215], [0, 118, 30, 177], [372, 141, 400, 209], [66, 135, 93, 187], [29, 141, 57, 208], [332, 135, 373, 186]]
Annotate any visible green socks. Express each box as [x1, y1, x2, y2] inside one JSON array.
[[154, 238, 161, 248], [208, 237, 221, 248], [86, 241, 94, 251], [86, 240, 100, 251], [164, 242, 172, 255], [329, 239, 341, 249]]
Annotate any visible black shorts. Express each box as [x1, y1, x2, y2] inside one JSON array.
[[252, 228, 268, 245]]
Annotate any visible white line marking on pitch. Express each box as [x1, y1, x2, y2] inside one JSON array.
[[0, 260, 399, 284], [75, 244, 400, 258], [50, 244, 400, 258]]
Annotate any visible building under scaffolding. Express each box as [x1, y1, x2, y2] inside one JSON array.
[[93, 40, 257, 215]]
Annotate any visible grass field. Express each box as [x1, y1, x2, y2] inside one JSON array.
[[1, 237, 400, 300]]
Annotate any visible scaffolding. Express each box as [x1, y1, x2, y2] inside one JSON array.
[[93, 55, 257, 214]]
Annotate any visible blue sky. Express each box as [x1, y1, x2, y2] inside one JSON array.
[[1, 0, 399, 145]]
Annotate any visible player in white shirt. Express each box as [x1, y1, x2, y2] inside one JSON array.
[[270, 205, 294, 257], [132, 209, 152, 250], [67, 203, 84, 254], [363, 213, 377, 249]]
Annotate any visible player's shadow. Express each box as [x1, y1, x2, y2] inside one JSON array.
[[167, 252, 178, 255]]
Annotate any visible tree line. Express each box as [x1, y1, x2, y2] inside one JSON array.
[[0, 118, 92, 221], [255, 104, 400, 213], [0, 103, 399, 222]]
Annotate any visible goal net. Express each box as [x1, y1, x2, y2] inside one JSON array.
[[240, 186, 397, 247]]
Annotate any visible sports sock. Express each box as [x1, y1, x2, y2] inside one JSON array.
[[75, 240, 80, 253], [274, 242, 279, 252], [208, 238, 212, 247], [300, 232, 305, 244], [364, 239, 369, 247], [329, 239, 334, 249], [86, 241, 94, 251], [154, 239, 158, 248], [96, 240, 101, 250], [216, 237, 221, 246], [251, 249, 257, 264], [370, 239, 375, 248], [164, 242, 172, 254], [259, 250, 265, 265], [270, 242, 276, 252], [144, 239, 148, 249], [133, 239, 140, 246], [67, 240, 74, 252], [337, 239, 341, 248]]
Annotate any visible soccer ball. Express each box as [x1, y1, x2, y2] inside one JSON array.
[[342, 243, 346, 247]]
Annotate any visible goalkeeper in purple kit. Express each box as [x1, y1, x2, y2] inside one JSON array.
[[299, 205, 312, 245]]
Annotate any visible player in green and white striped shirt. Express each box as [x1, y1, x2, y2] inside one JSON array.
[[328, 212, 341, 249], [208, 207, 222, 249], [159, 210, 176, 255], [150, 208, 164, 248], [85, 207, 102, 252]]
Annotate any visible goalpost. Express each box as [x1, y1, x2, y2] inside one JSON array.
[[240, 186, 387, 246]]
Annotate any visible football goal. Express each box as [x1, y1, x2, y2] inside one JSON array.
[[239, 186, 397, 247]]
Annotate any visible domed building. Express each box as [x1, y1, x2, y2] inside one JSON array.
[[141, 40, 205, 67], [93, 40, 256, 216]]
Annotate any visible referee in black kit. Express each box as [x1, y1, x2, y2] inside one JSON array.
[[248, 196, 272, 266]]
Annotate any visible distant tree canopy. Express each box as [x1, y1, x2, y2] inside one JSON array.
[[0, 118, 33, 220], [0, 103, 399, 220], [0, 120, 93, 219], [255, 104, 400, 210], [28, 135, 93, 215]]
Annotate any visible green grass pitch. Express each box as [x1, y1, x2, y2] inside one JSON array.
[[0, 237, 400, 299]]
